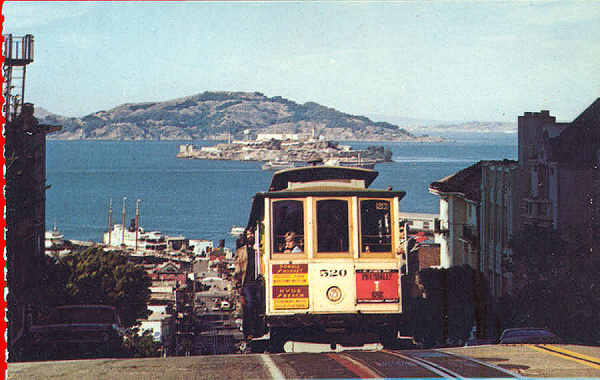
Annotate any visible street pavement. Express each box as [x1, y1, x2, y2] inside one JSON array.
[[442, 344, 600, 378], [6, 344, 600, 379], [6, 355, 270, 380]]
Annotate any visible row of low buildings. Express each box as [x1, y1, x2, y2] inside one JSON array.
[[133, 251, 241, 356], [404, 98, 599, 299]]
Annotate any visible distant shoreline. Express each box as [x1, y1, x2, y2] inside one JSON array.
[[45, 131, 517, 142], [45, 136, 449, 143]]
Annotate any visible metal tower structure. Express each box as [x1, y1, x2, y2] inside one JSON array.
[[3, 34, 34, 123]]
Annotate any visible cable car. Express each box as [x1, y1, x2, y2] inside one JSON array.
[[244, 165, 408, 351]]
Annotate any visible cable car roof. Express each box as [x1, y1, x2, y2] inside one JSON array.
[[245, 166, 405, 230], [268, 165, 378, 191]]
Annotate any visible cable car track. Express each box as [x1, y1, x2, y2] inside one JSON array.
[[380, 350, 466, 378], [279, 350, 519, 379], [276, 349, 521, 378]]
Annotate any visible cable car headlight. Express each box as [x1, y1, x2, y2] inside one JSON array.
[[326, 286, 342, 302]]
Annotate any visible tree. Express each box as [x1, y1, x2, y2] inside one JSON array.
[[122, 327, 162, 358], [506, 226, 600, 345], [39, 247, 151, 328], [507, 225, 569, 287], [409, 265, 488, 347]]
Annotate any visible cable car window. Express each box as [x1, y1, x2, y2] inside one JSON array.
[[360, 199, 392, 252], [316, 199, 349, 253], [272, 200, 304, 254]]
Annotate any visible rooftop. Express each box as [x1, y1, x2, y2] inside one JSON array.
[[429, 159, 518, 202], [429, 162, 483, 202], [269, 165, 378, 191]]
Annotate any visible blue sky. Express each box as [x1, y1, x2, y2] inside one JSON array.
[[3, 1, 599, 122]]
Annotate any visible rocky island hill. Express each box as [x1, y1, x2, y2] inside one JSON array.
[[177, 136, 393, 167], [36, 91, 446, 142]]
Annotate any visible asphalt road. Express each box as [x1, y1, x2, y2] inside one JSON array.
[[7, 344, 600, 379]]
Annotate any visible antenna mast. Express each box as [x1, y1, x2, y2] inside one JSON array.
[[2, 34, 34, 122], [121, 197, 127, 248], [135, 199, 141, 253], [108, 198, 113, 247]]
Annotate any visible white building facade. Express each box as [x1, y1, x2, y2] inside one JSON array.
[[479, 161, 519, 297], [429, 163, 481, 269]]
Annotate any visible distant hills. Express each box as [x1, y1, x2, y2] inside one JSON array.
[[34, 91, 430, 141], [368, 114, 516, 135], [35, 91, 515, 141]]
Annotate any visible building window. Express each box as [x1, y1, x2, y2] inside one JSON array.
[[360, 199, 391, 253], [317, 199, 349, 253], [422, 221, 430, 230], [272, 200, 304, 254]]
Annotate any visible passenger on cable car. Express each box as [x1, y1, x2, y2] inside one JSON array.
[[283, 231, 302, 253], [234, 228, 259, 339]]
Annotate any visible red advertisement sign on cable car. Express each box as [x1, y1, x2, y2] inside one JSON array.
[[355, 269, 399, 303]]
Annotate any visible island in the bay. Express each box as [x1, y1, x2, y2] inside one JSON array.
[[177, 134, 394, 169], [37, 90, 515, 169]]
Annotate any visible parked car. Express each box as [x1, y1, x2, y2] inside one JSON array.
[[27, 305, 125, 360], [464, 337, 496, 346], [497, 327, 562, 344]]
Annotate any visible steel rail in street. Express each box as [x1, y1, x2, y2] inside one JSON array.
[[439, 349, 520, 378], [382, 350, 464, 378], [326, 352, 383, 379]]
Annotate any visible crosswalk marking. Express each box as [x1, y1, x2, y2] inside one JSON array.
[[261, 354, 286, 379]]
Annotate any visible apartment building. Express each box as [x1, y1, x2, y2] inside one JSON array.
[[518, 99, 600, 250], [479, 160, 519, 297], [429, 163, 481, 269]]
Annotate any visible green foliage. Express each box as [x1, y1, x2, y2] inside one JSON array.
[[507, 225, 569, 285], [39, 247, 151, 328], [409, 265, 489, 347], [505, 226, 600, 345], [122, 327, 162, 358]]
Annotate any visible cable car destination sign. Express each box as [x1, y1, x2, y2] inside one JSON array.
[[272, 264, 309, 309]]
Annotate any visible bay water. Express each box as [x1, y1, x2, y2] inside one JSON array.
[[45, 132, 517, 250]]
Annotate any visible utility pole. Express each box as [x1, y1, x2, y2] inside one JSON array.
[[121, 196, 127, 248], [135, 199, 141, 253], [108, 198, 113, 246]]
